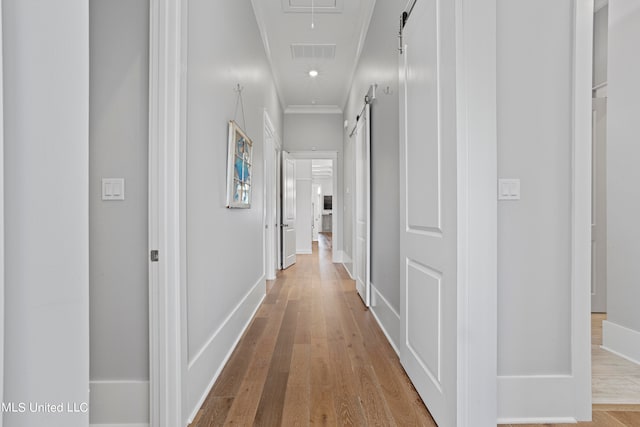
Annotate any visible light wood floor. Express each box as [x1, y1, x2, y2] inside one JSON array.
[[592, 313, 640, 404], [191, 235, 640, 426], [190, 233, 437, 426]]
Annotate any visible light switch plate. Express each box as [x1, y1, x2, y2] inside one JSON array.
[[498, 178, 520, 201], [102, 178, 125, 201]]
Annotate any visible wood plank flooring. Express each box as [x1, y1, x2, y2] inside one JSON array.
[[191, 234, 640, 426], [592, 313, 640, 404], [190, 233, 436, 426]]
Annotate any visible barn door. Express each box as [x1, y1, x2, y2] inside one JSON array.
[[399, 0, 458, 425]]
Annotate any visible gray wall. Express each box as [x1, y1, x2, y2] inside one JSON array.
[[3, 0, 90, 425], [606, 0, 640, 332], [593, 5, 609, 87], [497, 0, 573, 375], [89, 0, 149, 381], [343, 0, 404, 347], [185, 0, 283, 418], [88, 0, 150, 423], [284, 113, 344, 256]]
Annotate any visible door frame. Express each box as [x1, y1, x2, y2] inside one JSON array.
[[288, 151, 340, 263], [452, 0, 498, 423], [263, 110, 280, 280], [148, 0, 187, 425], [571, 0, 595, 420], [0, 5, 5, 423]]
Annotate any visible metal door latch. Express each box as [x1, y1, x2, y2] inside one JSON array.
[[150, 250, 159, 262]]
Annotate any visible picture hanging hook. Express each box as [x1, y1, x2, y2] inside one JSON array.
[[233, 83, 247, 131]]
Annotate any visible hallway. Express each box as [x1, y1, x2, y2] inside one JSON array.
[[190, 235, 436, 426]]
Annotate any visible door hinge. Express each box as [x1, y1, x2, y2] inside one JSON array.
[[150, 250, 159, 262]]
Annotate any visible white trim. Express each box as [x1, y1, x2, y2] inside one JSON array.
[[186, 277, 266, 423], [342, 261, 355, 280], [285, 105, 343, 114], [89, 381, 150, 426], [288, 151, 341, 263], [263, 110, 279, 280], [91, 424, 149, 427], [288, 150, 338, 160], [0, 5, 5, 425], [497, 375, 576, 423], [148, 0, 186, 426], [572, 0, 594, 421], [602, 320, 640, 365], [296, 250, 313, 255], [455, 0, 497, 425], [370, 284, 400, 355], [498, 418, 577, 425]]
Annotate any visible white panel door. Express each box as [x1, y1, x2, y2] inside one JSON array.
[[355, 106, 371, 306], [282, 151, 297, 269], [591, 97, 607, 312], [265, 136, 278, 280], [399, 1, 457, 426]]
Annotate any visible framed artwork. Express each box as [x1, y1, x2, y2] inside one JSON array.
[[226, 120, 253, 208]]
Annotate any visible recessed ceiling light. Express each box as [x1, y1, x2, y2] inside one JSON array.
[[309, 70, 319, 78]]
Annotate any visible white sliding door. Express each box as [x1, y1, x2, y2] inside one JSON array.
[[399, 0, 458, 425], [354, 105, 371, 306]]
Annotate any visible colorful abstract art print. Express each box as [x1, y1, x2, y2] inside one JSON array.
[[226, 121, 253, 208]]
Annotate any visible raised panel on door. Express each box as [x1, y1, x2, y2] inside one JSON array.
[[282, 151, 296, 269], [399, 0, 457, 425]]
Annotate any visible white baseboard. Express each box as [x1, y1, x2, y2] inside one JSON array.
[[497, 375, 577, 423], [91, 424, 149, 427], [369, 284, 400, 355], [296, 249, 312, 255], [498, 417, 576, 424], [89, 380, 149, 426], [342, 261, 355, 280], [333, 249, 344, 263], [602, 320, 640, 365], [186, 275, 266, 423]]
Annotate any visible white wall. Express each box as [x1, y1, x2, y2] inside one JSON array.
[[603, 0, 640, 363], [343, 0, 404, 349], [496, 0, 577, 420], [284, 113, 343, 257], [315, 177, 333, 197], [184, 0, 283, 421], [295, 160, 313, 253], [593, 5, 609, 87], [3, 1, 90, 426], [88, 0, 150, 424]]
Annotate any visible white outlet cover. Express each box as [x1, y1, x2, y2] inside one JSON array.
[[102, 178, 125, 201], [498, 178, 520, 201]]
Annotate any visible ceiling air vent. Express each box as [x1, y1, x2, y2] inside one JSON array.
[[290, 44, 336, 60]]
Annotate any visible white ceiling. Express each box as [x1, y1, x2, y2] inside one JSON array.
[[252, 0, 377, 113]]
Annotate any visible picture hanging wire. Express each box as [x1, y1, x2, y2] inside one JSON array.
[[233, 83, 247, 131], [349, 84, 377, 137]]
